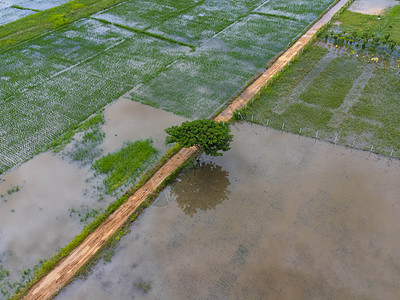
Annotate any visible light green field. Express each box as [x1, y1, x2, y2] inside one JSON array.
[[241, 44, 400, 157]]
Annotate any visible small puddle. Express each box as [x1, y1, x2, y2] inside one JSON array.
[[349, 0, 398, 15], [56, 123, 400, 300], [0, 99, 186, 286]]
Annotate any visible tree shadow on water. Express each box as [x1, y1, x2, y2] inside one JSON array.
[[172, 161, 231, 217]]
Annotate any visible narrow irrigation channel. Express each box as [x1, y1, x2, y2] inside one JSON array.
[[23, 0, 351, 299]]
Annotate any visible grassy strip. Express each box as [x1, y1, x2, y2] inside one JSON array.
[[0, 0, 128, 52], [94, 140, 158, 194], [11, 5, 41, 12], [12, 144, 183, 299]]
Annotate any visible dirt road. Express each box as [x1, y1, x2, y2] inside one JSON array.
[[24, 0, 350, 299]]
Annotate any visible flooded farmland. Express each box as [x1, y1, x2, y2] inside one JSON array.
[[349, 0, 399, 15], [57, 123, 400, 300], [0, 100, 186, 291]]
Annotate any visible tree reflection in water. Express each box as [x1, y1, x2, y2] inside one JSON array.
[[171, 161, 231, 217]]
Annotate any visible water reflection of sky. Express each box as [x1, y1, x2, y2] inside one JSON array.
[[349, 0, 398, 15], [57, 123, 400, 300]]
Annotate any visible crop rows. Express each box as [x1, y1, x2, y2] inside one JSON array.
[[0, 0, 335, 174], [241, 44, 400, 157]]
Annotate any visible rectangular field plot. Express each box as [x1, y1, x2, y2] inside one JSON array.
[[92, 0, 204, 30], [131, 43, 258, 119], [19, 68, 131, 121], [131, 13, 308, 118], [147, 0, 268, 45], [350, 66, 400, 125], [256, 0, 335, 23], [0, 19, 133, 100], [0, 6, 35, 26], [242, 43, 400, 156], [81, 35, 191, 85], [0, 98, 76, 172], [217, 14, 306, 67], [1, 0, 337, 173], [299, 56, 365, 108], [13, 0, 71, 11]]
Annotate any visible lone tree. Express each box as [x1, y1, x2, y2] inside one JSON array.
[[165, 119, 233, 157]]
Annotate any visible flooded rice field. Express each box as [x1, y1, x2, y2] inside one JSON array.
[[57, 123, 400, 300], [0, 100, 186, 287], [349, 0, 399, 15]]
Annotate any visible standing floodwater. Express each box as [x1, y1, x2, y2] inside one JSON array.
[[349, 0, 398, 15], [57, 123, 400, 300], [0, 99, 187, 293]]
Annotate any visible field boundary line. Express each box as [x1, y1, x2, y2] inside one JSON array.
[[22, 1, 350, 299]]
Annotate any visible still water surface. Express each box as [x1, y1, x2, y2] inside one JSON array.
[[0, 99, 186, 282], [57, 123, 400, 300], [349, 0, 398, 15]]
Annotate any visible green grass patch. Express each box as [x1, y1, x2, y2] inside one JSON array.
[[351, 66, 400, 125], [94, 140, 157, 194], [336, 10, 384, 35], [241, 44, 329, 115], [384, 5, 400, 44], [241, 41, 400, 157], [299, 56, 364, 108], [332, 4, 400, 45]]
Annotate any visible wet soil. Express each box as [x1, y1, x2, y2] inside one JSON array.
[[0, 99, 186, 284], [56, 123, 400, 300], [349, 0, 399, 15]]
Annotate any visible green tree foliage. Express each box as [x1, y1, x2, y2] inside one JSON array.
[[165, 120, 233, 156]]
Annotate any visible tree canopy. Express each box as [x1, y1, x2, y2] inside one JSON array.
[[165, 119, 233, 156]]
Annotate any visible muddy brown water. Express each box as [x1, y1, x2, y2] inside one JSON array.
[[0, 99, 186, 283], [56, 123, 400, 300], [101, 98, 188, 154], [349, 0, 399, 15]]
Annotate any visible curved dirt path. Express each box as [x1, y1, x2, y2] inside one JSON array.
[[24, 1, 350, 299]]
